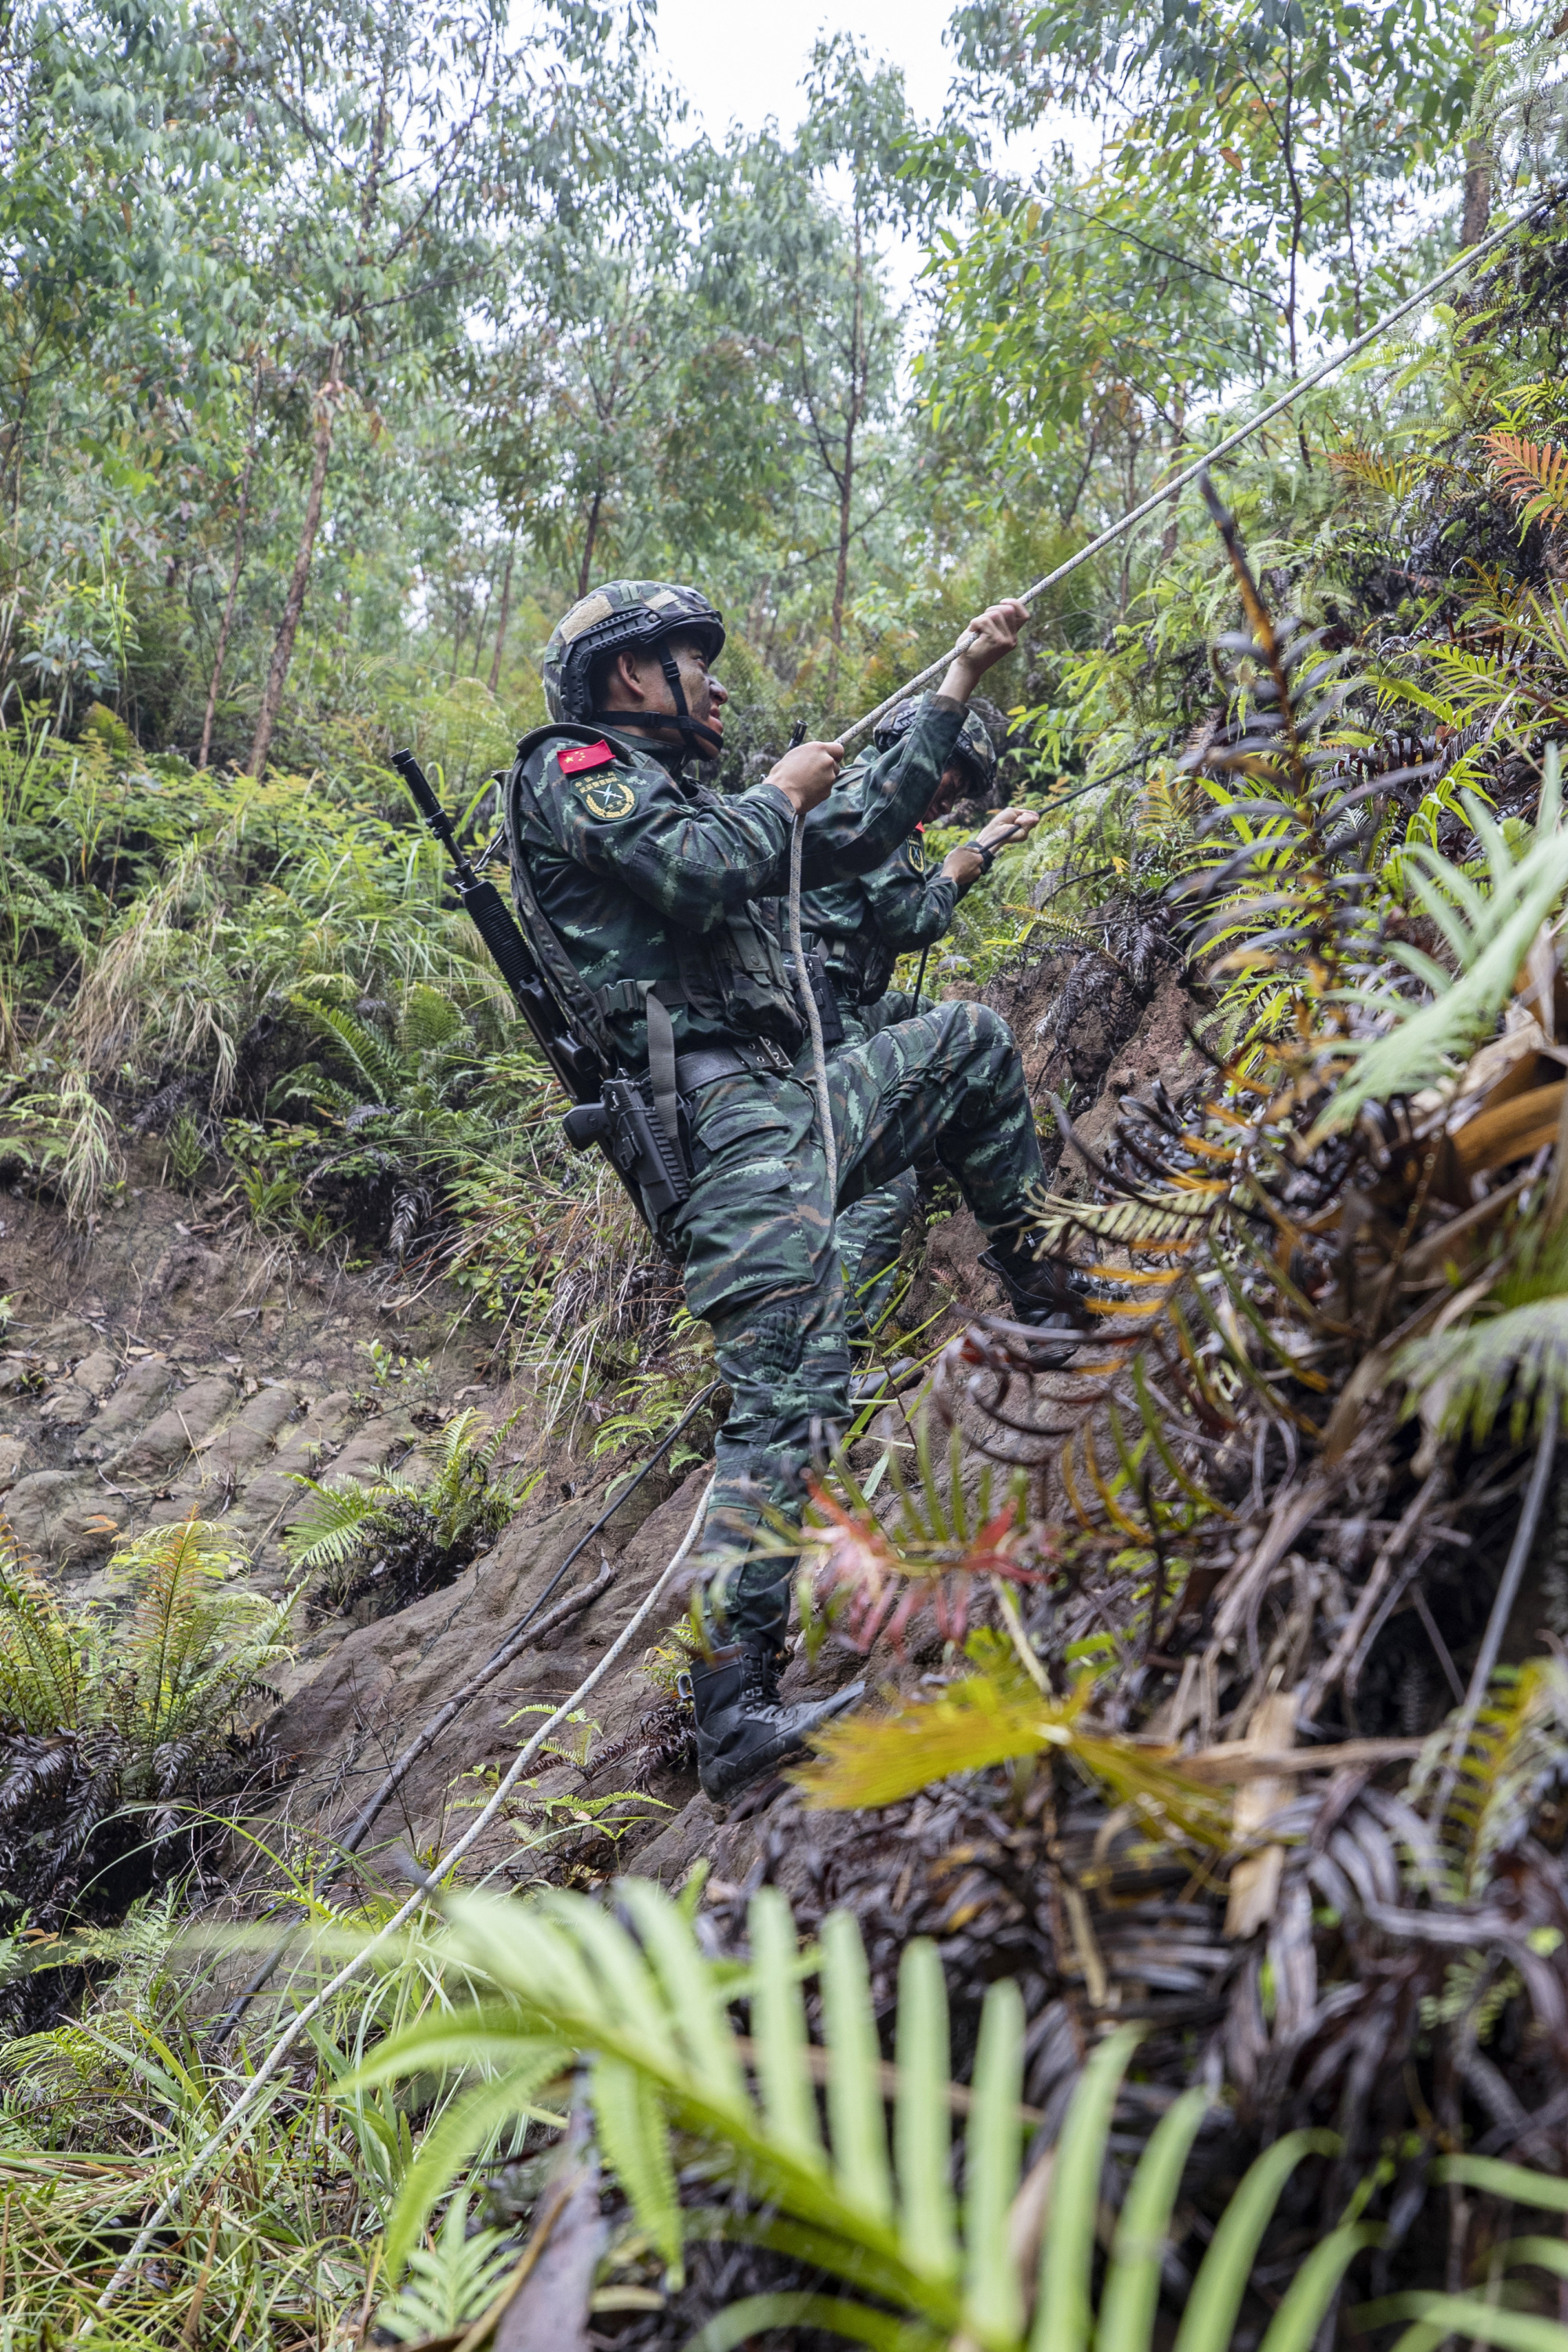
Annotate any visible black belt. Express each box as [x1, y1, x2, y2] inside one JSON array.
[[633, 1041, 770, 1111], [670, 1044, 766, 1090]]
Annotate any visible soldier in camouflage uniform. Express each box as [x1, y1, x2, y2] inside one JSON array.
[[506, 580, 1077, 1802], [803, 700, 1040, 1349]]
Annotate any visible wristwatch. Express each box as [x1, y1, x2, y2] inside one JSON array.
[[963, 837, 996, 873]]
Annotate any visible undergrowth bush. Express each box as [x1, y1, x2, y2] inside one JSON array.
[[0, 710, 684, 1416], [285, 1406, 539, 1614], [0, 1516, 296, 1991]]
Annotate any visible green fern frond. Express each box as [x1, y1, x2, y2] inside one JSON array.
[[290, 996, 409, 1104], [436, 1406, 488, 1478], [281, 1478, 395, 1570], [595, 2054, 684, 2281], [350, 1880, 1363, 2352], [0, 1534, 103, 1733], [1368, 668, 1470, 728], [1315, 755, 1568, 1135], [1, 1518, 296, 1809], [376, 2193, 519, 2345], [1415, 645, 1529, 724], [1397, 1298, 1568, 1446], [1411, 1659, 1568, 1898], [1396, 1216, 1568, 1443], [102, 1519, 296, 1766], [399, 981, 463, 1052]]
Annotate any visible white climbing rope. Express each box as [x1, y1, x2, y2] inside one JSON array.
[[837, 197, 1554, 750], [85, 1475, 716, 2325], [789, 810, 839, 1205]]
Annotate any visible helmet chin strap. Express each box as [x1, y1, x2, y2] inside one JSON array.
[[590, 648, 724, 760]]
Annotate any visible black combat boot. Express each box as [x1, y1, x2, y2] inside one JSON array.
[[690, 1643, 865, 1808], [978, 1232, 1091, 1354]]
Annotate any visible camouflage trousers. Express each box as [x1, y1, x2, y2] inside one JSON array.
[[833, 991, 923, 1345], [665, 996, 1044, 1649], [837, 1167, 919, 1341]]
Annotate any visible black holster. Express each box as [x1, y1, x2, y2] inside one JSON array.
[[789, 947, 844, 1048], [562, 1080, 689, 1221]]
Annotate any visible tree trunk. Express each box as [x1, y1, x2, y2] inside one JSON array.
[[198, 387, 260, 771], [1460, 145, 1491, 246], [577, 492, 603, 601], [1280, 35, 1305, 376], [830, 220, 864, 663], [831, 430, 855, 655], [247, 357, 339, 779], [1159, 394, 1187, 564], [487, 536, 516, 695], [1460, 3, 1496, 246]]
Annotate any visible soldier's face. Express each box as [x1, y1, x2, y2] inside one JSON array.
[[665, 634, 727, 750], [924, 763, 968, 821], [614, 633, 727, 757]]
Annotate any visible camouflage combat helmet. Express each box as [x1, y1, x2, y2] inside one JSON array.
[[542, 579, 726, 757], [873, 697, 997, 796]]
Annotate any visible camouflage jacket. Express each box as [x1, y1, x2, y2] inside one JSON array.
[[800, 818, 960, 1007], [505, 695, 966, 1066]]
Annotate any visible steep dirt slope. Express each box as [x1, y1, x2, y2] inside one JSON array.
[[912, 921, 1201, 1327], [3, 931, 1197, 1913], [0, 1156, 506, 1599]]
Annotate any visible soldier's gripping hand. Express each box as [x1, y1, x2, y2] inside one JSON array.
[[976, 804, 1040, 853], [765, 739, 844, 816], [942, 805, 1040, 891], [940, 600, 1029, 702]]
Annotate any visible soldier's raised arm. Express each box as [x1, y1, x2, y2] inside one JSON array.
[[795, 601, 1028, 886]]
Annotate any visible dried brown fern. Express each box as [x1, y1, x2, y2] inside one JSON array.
[[1328, 443, 1425, 499], [1481, 429, 1568, 532]]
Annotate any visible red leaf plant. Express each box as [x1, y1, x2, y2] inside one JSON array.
[[800, 1479, 1049, 1656]]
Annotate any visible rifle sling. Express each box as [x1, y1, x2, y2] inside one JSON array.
[[644, 987, 683, 1169]]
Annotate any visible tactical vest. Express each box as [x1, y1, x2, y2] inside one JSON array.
[[506, 723, 805, 1065]]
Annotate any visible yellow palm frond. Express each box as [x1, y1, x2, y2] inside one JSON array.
[[1329, 444, 1424, 499]]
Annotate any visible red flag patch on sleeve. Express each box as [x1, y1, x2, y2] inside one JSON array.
[[557, 739, 615, 775]]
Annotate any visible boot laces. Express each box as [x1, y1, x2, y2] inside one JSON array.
[[739, 1646, 785, 1712]]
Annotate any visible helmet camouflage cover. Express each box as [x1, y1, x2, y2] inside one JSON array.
[[542, 580, 726, 726], [873, 697, 998, 796]]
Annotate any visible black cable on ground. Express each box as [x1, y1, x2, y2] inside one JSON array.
[[205, 1378, 722, 2045]]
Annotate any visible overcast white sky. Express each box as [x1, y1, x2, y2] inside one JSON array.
[[651, 0, 960, 141], [645, 0, 1065, 308]]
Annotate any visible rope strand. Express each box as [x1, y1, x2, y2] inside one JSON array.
[[835, 196, 1555, 750], [789, 810, 839, 1202], [84, 1476, 715, 2325]]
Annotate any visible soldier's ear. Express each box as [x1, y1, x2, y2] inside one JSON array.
[[608, 646, 652, 705]]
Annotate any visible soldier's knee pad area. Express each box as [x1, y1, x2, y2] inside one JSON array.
[[679, 1174, 818, 1323], [730, 1298, 811, 1380]]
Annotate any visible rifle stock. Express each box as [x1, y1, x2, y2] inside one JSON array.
[[393, 746, 688, 1230]]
